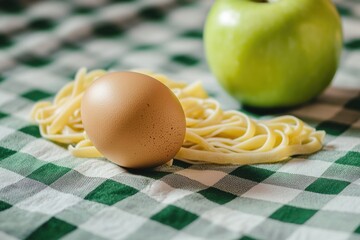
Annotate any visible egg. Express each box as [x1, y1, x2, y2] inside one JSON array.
[[81, 71, 186, 169]]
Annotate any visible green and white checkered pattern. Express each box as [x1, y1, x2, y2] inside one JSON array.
[[0, 0, 359, 239]]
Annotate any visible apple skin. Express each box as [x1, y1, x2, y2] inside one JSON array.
[[204, 0, 342, 108]]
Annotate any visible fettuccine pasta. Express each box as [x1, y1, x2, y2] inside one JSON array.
[[31, 68, 325, 165]]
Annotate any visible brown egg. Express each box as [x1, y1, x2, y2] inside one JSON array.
[[81, 71, 186, 169]]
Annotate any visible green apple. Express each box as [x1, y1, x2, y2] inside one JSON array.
[[204, 0, 342, 108]]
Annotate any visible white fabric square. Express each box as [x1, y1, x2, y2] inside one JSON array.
[[327, 136, 360, 151], [0, 90, 15, 106], [331, 70, 359, 90], [56, 16, 92, 41], [74, 159, 126, 178], [0, 168, 23, 190], [0, 54, 16, 72], [242, 183, 301, 204], [141, 180, 192, 204], [323, 196, 360, 214], [344, 52, 360, 70], [164, 39, 202, 55], [28, 1, 69, 19], [13, 33, 59, 57], [202, 206, 264, 233], [168, 6, 209, 29], [55, 52, 98, 70], [81, 207, 146, 239], [277, 159, 332, 177], [171, 233, 204, 240], [122, 51, 167, 69], [332, 70, 360, 89], [288, 226, 349, 240], [73, 0, 108, 7], [0, 126, 16, 141], [16, 187, 82, 215], [85, 40, 127, 59], [12, 104, 34, 121], [100, 3, 137, 22], [21, 139, 71, 162], [0, 15, 27, 33], [342, 18, 360, 39], [12, 68, 65, 92], [0, 231, 18, 240], [176, 169, 226, 186], [128, 23, 174, 45], [353, 178, 360, 186]]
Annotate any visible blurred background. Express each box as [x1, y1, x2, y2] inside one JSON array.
[[0, 0, 358, 114]]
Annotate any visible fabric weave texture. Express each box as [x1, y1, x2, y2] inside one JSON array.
[[0, 0, 359, 239]]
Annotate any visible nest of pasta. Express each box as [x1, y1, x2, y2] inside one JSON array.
[[31, 68, 325, 165]]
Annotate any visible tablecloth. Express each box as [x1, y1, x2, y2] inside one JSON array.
[[0, 0, 359, 239]]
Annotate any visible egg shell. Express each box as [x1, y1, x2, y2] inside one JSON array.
[[81, 71, 186, 168]]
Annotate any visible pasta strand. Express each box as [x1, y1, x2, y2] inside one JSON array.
[[30, 68, 325, 165]]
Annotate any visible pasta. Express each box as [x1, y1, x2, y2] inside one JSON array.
[[31, 68, 325, 165]]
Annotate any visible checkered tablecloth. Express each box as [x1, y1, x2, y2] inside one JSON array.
[[0, 0, 359, 239]]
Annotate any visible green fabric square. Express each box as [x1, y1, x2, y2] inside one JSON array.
[[63, 42, 82, 50], [316, 121, 349, 136], [85, 179, 138, 205], [128, 169, 170, 180], [25, 217, 77, 240], [230, 165, 274, 183], [198, 187, 237, 204], [345, 39, 360, 49], [240, 236, 258, 240], [0, 146, 16, 160], [305, 178, 350, 195], [18, 55, 53, 67], [182, 30, 203, 39], [173, 159, 192, 168], [345, 96, 360, 111], [171, 54, 199, 66], [73, 6, 95, 14], [0, 1, 24, 13], [0, 200, 12, 212], [151, 205, 198, 230], [355, 225, 360, 234], [134, 44, 156, 50], [93, 22, 123, 37], [19, 125, 41, 138], [139, 7, 165, 21], [0, 112, 8, 119], [29, 18, 55, 30], [111, 0, 135, 2], [337, 5, 351, 16], [0, 34, 12, 48], [336, 151, 360, 167], [22, 89, 52, 101], [270, 205, 317, 224], [27, 163, 71, 185]]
